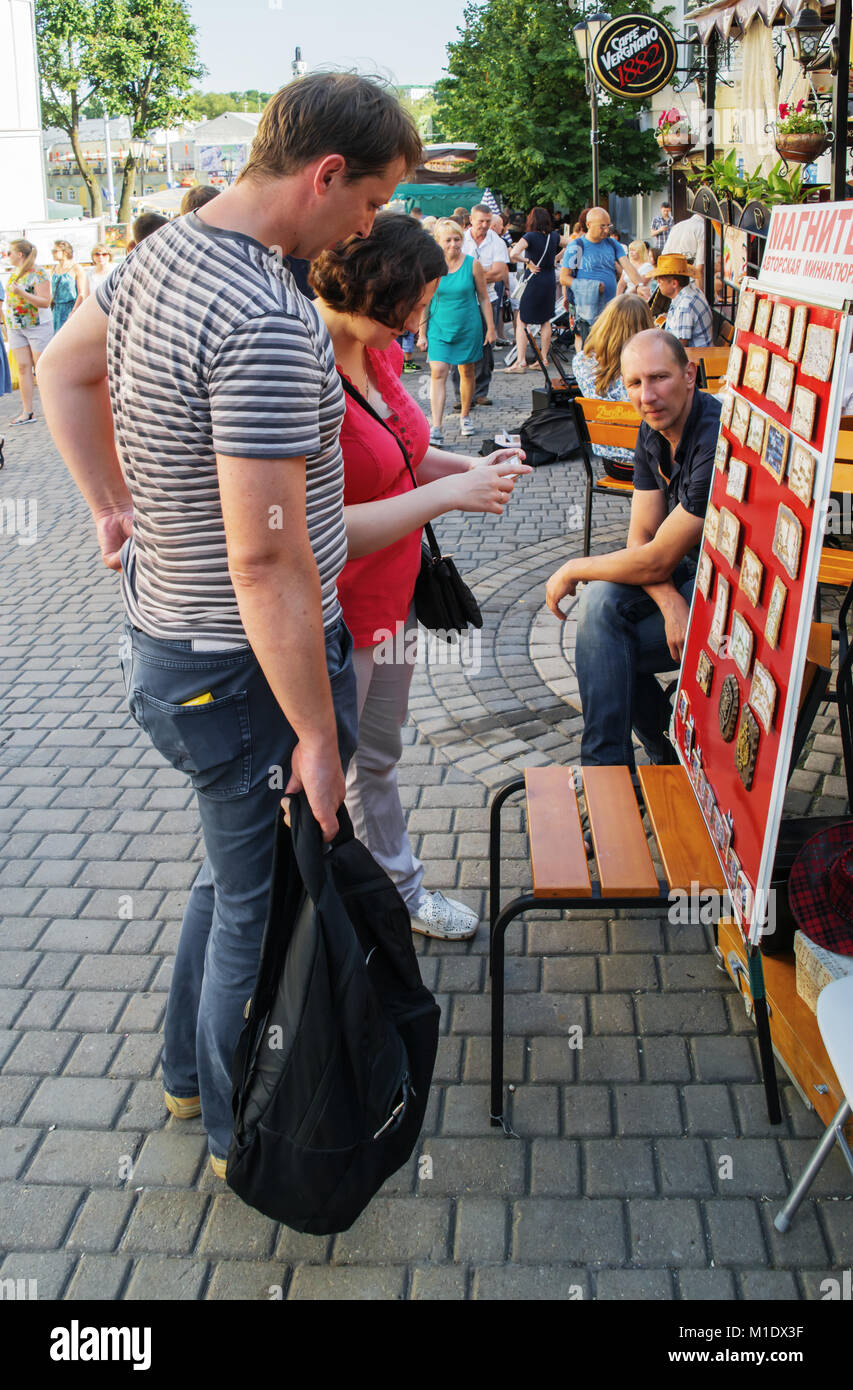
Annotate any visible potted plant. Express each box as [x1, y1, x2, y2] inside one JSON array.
[[656, 108, 694, 158], [775, 100, 831, 163]]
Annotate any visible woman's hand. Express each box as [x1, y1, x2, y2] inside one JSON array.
[[481, 447, 527, 469], [528, 263, 540, 275], [484, 319, 497, 346], [445, 459, 532, 515], [417, 334, 427, 352]]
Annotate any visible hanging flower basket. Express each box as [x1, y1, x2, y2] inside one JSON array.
[[656, 108, 694, 159], [658, 132, 695, 158], [775, 131, 831, 163], [775, 101, 830, 163]]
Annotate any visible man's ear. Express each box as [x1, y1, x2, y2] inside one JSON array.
[[686, 360, 698, 387], [312, 154, 346, 196]]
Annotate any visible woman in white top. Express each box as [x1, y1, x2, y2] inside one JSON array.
[[86, 244, 114, 295], [617, 240, 655, 301]]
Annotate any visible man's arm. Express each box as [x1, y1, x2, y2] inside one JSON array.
[[217, 455, 346, 840], [626, 490, 694, 661], [616, 255, 642, 288], [35, 295, 134, 569], [546, 498, 703, 659]]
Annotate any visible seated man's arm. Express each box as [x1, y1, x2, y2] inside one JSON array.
[[546, 501, 702, 658], [626, 490, 692, 661]]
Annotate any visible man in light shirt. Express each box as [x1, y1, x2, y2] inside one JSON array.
[[662, 212, 706, 285], [460, 203, 509, 404]]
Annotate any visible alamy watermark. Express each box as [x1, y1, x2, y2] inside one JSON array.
[[372, 624, 483, 675], [0, 497, 38, 546]]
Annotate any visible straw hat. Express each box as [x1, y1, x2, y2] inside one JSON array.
[[655, 253, 692, 278]]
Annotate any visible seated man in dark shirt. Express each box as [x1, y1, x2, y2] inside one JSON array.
[[546, 328, 721, 767]]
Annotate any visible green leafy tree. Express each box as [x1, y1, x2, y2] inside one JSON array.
[[92, 0, 205, 223], [435, 0, 667, 211], [36, 0, 108, 216]]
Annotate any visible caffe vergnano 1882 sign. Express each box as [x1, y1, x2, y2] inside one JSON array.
[[590, 15, 678, 99]]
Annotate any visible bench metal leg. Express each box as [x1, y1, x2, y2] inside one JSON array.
[[774, 1099, 852, 1232], [490, 894, 537, 1128], [748, 946, 782, 1125]]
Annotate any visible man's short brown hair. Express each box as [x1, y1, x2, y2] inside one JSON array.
[[238, 73, 421, 185]]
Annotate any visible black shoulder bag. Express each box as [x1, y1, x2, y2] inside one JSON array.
[[339, 374, 483, 640]]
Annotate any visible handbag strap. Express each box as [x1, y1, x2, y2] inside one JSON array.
[[339, 371, 443, 562]]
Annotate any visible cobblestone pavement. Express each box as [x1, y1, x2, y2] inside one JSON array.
[[0, 353, 850, 1303]]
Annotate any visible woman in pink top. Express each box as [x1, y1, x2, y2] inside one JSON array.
[[312, 214, 530, 939]]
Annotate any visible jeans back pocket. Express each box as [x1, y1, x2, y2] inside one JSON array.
[[132, 690, 252, 799]]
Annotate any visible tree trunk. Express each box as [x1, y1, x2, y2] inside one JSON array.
[[69, 93, 103, 218], [118, 156, 139, 226]]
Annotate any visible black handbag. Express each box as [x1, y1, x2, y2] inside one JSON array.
[[339, 374, 484, 639], [228, 796, 440, 1233]]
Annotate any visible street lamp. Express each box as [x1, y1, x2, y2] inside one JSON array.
[[129, 136, 152, 198], [784, 6, 832, 70], [573, 10, 611, 208]]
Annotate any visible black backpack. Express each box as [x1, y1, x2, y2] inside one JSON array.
[[226, 795, 440, 1234], [519, 401, 582, 467]]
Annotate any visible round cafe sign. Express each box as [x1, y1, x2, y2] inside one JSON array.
[[590, 14, 678, 100]]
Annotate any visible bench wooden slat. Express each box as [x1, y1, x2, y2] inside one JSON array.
[[576, 397, 641, 426], [637, 764, 726, 894], [835, 434, 853, 464], [819, 549, 853, 586], [806, 619, 831, 671], [831, 458, 853, 490], [594, 475, 635, 493], [586, 422, 640, 449], [525, 767, 591, 898], [582, 766, 660, 897]]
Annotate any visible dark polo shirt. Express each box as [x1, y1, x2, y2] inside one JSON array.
[[633, 387, 721, 522]]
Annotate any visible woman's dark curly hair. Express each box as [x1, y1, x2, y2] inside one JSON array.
[[309, 213, 447, 329], [525, 206, 553, 235]]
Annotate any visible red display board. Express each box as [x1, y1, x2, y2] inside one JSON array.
[[671, 277, 852, 942]]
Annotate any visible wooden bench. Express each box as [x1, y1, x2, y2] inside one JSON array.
[[488, 621, 835, 1131], [574, 396, 641, 557], [687, 344, 732, 393], [816, 429, 853, 620]]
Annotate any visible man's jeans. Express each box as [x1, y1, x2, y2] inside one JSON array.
[[575, 559, 696, 769], [120, 619, 357, 1160]]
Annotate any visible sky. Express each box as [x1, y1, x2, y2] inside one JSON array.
[[185, 0, 471, 92]]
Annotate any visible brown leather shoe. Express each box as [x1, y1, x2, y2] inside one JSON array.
[[474, 395, 491, 406]]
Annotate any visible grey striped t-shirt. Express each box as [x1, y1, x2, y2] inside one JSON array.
[[97, 213, 347, 641]]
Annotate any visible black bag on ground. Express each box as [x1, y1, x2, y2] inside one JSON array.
[[518, 402, 582, 466], [227, 795, 440, 1234]]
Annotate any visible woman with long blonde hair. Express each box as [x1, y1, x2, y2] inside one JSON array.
[[572, 294, 653, 465], [4, 239, 53, 424]]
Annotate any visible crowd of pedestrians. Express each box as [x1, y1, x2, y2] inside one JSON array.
[[14, 71, 725, 1180]]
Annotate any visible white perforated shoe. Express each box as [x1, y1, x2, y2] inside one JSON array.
[[410, 890, 479, 940]]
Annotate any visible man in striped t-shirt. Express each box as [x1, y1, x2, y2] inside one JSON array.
[[38, 74, 421, 1175]]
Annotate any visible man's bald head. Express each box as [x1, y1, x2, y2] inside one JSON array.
[[620, 329, 696, 438]]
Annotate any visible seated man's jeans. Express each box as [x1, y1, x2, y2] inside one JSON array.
[[120, 619, 357, 1160], [575, 558, 696, 769]]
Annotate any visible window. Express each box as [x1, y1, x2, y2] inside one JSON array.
[[55, 188, 63, 200]]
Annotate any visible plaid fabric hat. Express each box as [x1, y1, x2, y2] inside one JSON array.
[[788, 821, 853, 957]]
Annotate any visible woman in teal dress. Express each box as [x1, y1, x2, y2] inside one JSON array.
[[417, 217, 494, 445], [50, 240, 85, 332]]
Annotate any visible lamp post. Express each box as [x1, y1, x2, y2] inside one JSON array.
[[572, 10, 611, 208], [129, 137, 151, 199]]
